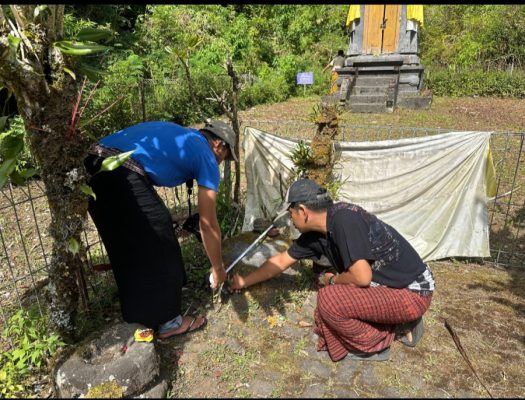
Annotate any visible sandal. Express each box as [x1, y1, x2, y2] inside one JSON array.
[[346, 346, 391, 362], [398, 317, 424, 348], [158, 314, 207, 339]]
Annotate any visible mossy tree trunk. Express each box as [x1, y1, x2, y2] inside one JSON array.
[[0, 5, 89, 342], [307, 104, 339, 187]]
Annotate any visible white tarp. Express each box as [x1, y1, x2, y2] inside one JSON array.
[[242, 126, 494, 262]]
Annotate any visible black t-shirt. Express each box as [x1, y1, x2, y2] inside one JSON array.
[[287, 202, 426, 288]]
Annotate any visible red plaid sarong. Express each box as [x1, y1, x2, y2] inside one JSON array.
[[314, 285, 432, 361]]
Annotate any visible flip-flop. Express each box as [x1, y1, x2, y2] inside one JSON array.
[[399, 317, 424, 347], [158, 314, 207, 339], [346, 346, 391, 362]]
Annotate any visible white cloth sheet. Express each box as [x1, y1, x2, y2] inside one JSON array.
[[242, 127, 493, 262]]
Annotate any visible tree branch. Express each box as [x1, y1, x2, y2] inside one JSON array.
[[175, 53, 206, 121], [55, 5, 64, 40], [0, 7, 6, 29], [9, 5, 25, 31]]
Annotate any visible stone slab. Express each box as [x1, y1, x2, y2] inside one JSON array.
[[55, 322, 159, 398], [397, 96, 433, 109]]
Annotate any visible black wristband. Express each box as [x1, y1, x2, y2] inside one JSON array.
[[329, 275, 336, 285]]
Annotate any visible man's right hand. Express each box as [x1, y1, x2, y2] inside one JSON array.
[[210, 267, 226, 289]]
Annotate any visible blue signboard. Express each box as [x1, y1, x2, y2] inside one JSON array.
[[296, 72, 314, 85]]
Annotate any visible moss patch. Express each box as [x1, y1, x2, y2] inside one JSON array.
[[85, 381, 124, 398]]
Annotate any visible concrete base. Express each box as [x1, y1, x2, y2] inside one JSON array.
[[397, 95, 433, 109], [346, 103, 394, 113], [329, 54, 432, 112], [345, 54, 420, 67]]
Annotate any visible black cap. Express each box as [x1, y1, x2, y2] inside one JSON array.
[[202, 120, 238, 162], [280, 179, 332, 212]]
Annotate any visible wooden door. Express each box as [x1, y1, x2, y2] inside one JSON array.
[[362, 5, 401, 55]]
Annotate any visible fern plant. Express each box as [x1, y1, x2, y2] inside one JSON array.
[[0, 307, 65, 398], [288, 140, 313, 179]]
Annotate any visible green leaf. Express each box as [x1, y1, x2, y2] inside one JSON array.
[[53, 40, 109, 56], [63, 67, 76, 80], [98, 150, 135, 173], [0, 116, 8, 132], [34, 5, 49, 19], [9, 170, 24, 186], [7, 35, 21, 59], [1, 135, 24, 158], [0, 158, 17, 190], [76, 62, 107, 81], [19, 168, 38, 179], [68, 237, 80, 255], [11, 349, 25, 361], [80, 184, 96, 200], [76, 27, 113, 43]]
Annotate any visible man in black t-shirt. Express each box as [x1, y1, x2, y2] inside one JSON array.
[[230, 179, 435, 362]]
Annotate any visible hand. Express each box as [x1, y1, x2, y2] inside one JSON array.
[[323, 272, 335, 286], [210, 267, 227, 289], [228, 273, 246, 293]]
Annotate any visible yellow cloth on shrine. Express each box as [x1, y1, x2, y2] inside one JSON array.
[[407, 5, 424, 27], [329, 71, 339, 94], [346, 5, 360, 26]]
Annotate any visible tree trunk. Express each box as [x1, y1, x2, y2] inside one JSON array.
[[307, 104, 339, 187], [177, 54, 205, 122], [26, 87, 90, 342], [225, 59, 242, 204], [0, 6, 89, 342]]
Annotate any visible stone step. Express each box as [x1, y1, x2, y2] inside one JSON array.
[[397, 90, 421, 98], [347, 103, 394, 113], [352, 85, 390, 95], [397, 86, 420, 93], [354, 76, 397, 86], [397, 96, 432, 109], [347, 94, 388, 105], [352, 65, 400, 72]]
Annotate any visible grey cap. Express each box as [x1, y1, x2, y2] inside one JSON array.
[[202, 120, 238, 162], [279, 179, 332, 213]]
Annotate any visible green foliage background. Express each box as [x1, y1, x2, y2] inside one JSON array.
[[79, 4, 525, 138], [78, 4, 349, 136], [5, 4, 525, 139], [421, 5, 525, 97], [2, 4, 524, 186]]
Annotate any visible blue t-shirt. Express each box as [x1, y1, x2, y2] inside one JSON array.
[[99, 121, 220, 190]]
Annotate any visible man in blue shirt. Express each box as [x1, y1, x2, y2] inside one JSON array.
[[84, 120, 237, 338]]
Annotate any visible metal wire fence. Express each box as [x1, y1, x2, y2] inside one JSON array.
[[0, 180, 199, 327], [0, 120, 523, 326], [240, 120, 525, 270]]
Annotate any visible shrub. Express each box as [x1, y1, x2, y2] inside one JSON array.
[[0, 115, 39, 187], [0, 307, 65, 398], [425, 68, 525, 98]]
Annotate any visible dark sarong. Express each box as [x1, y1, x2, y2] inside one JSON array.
[[84, 154, 184, 329], [314, 285, 432, 361]]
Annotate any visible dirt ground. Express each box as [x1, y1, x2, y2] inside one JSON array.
[[157, 96, 525, 398], [159, 232, 525, 399], [239, 96, 525, 132], [2, 95, 525, 398]]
